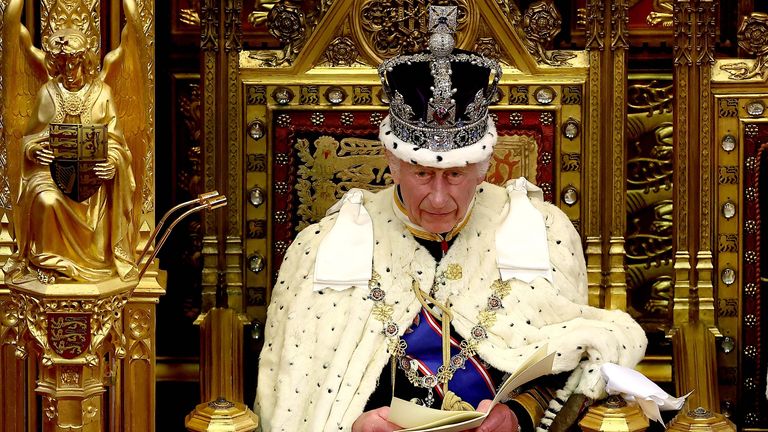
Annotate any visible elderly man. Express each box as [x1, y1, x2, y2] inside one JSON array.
[[255, 7, 646, 432]]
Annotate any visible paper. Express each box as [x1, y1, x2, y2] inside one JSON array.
[[602, 362, 692, 425], [388, 345, 555, 432]]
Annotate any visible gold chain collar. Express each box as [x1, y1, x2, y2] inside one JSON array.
[[368, 267, 512, 410]]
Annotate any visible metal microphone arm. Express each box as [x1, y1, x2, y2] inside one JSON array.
[[137, 192, 227, 280]]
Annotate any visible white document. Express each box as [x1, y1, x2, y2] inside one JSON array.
[[388, 345, 555, 432]]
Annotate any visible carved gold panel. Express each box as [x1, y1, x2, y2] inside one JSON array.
[[711, 90, 768, 423], [625, 76, 674, 338]]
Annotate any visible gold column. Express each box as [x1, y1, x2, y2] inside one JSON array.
[[0, 0, 24, 426], [119, 281, 164, 432], [584, 0, 629, 310], [191, 0, 256, 429], [200, 0, 245, 313], [669, 0, 722, 412], [584, 0, 607, 307], [606, 0, 629, 311], [185, 308, 257, 432]]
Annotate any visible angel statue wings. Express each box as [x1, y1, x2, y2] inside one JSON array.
[[1, 0, 152, 285]]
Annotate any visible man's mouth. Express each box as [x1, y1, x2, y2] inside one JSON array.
[[423, 210, 454, 217]]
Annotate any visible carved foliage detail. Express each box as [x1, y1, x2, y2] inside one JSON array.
[[224, 1, 243, 52], [673, 2, 693, 66], [626, 79, 674, 328], [721, 13, 768, 80], [585, 0, 605, 50], [522, 1, 575, 65], [256, 1, 334, 66], [359, 0, 471, 57], [696, 1, 715, 66], [610, 2, 629, 50], [7, 293, 129, 366], [326, 36, 360, 66], [200, 0, 220, 52], [41, 0, 100, 56]]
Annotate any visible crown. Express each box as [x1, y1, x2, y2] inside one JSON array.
[[377, 6, 502, 167]]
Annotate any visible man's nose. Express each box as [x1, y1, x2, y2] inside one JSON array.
[[427, 176, 449, 208]]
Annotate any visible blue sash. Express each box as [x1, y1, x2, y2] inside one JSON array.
[[402, 308, 496, 408]]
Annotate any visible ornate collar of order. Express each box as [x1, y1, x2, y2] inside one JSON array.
[[368, 268, 512, 409]]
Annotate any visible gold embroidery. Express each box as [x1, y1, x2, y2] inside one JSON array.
[[477, 310, 497, 328], [372, 303, 394, 322], [491, 279, 513, 297], [444, 263, 463, 280]]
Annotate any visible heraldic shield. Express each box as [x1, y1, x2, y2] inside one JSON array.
[[48, 123, 109, 202], [47, 312, 91, 359]]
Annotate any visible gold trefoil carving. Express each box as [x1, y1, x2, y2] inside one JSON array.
[[720, 13, 768, 80], [128, 308, 151, 340], [295, 136, 391, 231]]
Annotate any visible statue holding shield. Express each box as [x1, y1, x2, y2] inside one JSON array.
[[4, 27, 138, 284]]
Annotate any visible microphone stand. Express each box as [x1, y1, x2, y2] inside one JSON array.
[[136, 191, 227, 280]]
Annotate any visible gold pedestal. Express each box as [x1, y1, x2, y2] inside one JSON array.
[[4, 278, 137, 432], [579, 396, 650, 432], [185, 307, 258, 432], [185, 398, 259, 432], [667, 407, 735, 432]]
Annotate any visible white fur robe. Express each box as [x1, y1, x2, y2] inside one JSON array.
[[255, 183, 647, 432]]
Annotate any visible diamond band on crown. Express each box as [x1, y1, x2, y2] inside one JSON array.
[[388, 103, 490, 152], [378, 6, 502, 153]]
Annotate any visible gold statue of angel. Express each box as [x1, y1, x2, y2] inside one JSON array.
[[2, 0, 153, 285]]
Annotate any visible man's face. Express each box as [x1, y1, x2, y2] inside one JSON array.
[[393, 161, 484, 234]]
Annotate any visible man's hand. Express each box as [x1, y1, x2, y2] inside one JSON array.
[[94, 160, 116, 180], [352, 406, 400, 432], [472, 400, 519, 432]]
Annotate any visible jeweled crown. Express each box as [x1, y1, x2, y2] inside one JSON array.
[[378, 6, 502, 153]]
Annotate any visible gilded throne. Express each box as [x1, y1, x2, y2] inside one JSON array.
[[3, 0, 768, 430]]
